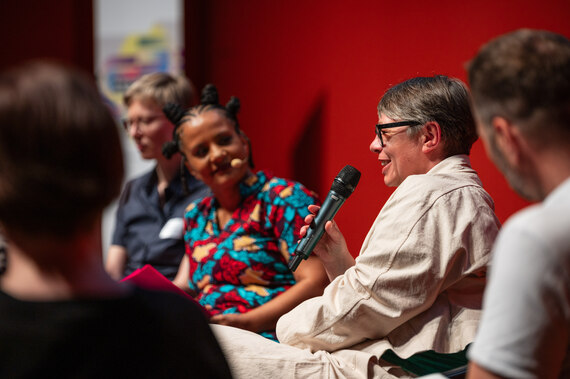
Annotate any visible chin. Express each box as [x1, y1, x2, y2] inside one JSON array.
[[383, 178, 399, 188]]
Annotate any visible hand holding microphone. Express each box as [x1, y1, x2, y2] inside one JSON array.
[[289, 165, 361, 271]]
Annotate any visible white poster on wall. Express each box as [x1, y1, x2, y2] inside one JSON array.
[[94, 0, 183, 255]]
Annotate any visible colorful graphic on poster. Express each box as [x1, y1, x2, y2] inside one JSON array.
[[99, 24, 182, 111]]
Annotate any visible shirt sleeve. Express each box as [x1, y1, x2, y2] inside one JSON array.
[[276, 185, 496, 352]]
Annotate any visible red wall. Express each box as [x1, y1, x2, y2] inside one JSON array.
[[187, 0, 570, 255], [2, 1, 569, 257], [0, 1, 94, 73]]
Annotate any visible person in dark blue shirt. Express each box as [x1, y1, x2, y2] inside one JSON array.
[[106, 73, 210, 280]]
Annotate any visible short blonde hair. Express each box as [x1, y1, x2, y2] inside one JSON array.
[[123, 72, 194, 109]]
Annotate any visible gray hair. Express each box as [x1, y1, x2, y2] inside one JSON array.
[[378, 75, 477, 156], [468, 29, 570, 145]]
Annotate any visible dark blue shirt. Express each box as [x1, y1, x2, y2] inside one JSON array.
[[111, 168, 211, 280]]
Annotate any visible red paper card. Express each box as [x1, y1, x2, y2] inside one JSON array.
[[121, 264, 210, 317]]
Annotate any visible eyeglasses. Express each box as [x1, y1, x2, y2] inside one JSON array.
[[122, 114, 164, 131], [375, 120, 422, 147]]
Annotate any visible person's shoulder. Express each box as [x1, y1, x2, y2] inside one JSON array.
[[264, 173, 318, 205], [402, 156, 492, 205], [386, 161, 497, 230], [129, 169, 155, 184], [411, 158, 482, 190], [184, 173, 212, 199], [398, 172, 486, 207], [491, 201, 570, 285], [265, 175, 300, 192], [122, 170, 155, 192], [116, 170, 155, 205], [502, 199, 569, 251], [184, 194, 214, 216]]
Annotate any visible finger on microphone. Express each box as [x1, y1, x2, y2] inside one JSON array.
[[308, 204, 320, 213]]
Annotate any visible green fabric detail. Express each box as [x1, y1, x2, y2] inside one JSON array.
[[380, 345, 469, 376]]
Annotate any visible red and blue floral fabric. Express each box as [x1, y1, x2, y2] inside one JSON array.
[[183, 171, 318, 339]]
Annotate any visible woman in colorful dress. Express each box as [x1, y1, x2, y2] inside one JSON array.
[[165, 84, 329, 339]]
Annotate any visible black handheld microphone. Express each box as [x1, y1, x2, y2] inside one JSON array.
[[288, 165, 361, 271]]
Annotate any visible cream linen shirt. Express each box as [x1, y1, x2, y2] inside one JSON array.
[[213, 155, 500, 378]]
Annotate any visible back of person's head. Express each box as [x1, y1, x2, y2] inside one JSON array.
[[123, 72, 194, 109], [0, 61, 124, 239], [378, 75, 477, 157], [468, 29, 570, 146]]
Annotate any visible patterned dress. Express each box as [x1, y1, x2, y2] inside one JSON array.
[[183, 171, 318, 339]]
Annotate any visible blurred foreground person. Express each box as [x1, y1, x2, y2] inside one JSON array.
[[467, 29, 570, 379], [0, 61, 231, 378]]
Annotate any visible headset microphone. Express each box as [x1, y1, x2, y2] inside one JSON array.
[[231, 157, 247, 168]]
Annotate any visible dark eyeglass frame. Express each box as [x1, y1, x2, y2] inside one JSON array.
[[375, 120, 422, 147], [122, 114, 164, 131]]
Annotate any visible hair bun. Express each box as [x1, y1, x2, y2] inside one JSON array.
[[163, 103, 186, 126], [225, 96, 240, 117], [200, 84, 219, 105], [162, 140, 179, 159]]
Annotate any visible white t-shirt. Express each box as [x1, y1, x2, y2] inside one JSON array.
[[469, 178, 570, 378]]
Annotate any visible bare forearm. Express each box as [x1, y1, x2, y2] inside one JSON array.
[[172, 255, 192, 293], [245, 276, 328, 332], [105, 245, 127, 281], [211, 256, 329, 333]]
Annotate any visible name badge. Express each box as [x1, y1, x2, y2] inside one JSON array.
[[159, 217, 184, 239]]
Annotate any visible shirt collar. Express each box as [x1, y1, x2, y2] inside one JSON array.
[[426, 154, 472, 176], [142, 166, 193, 198], [239, 170, 272, 198]]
